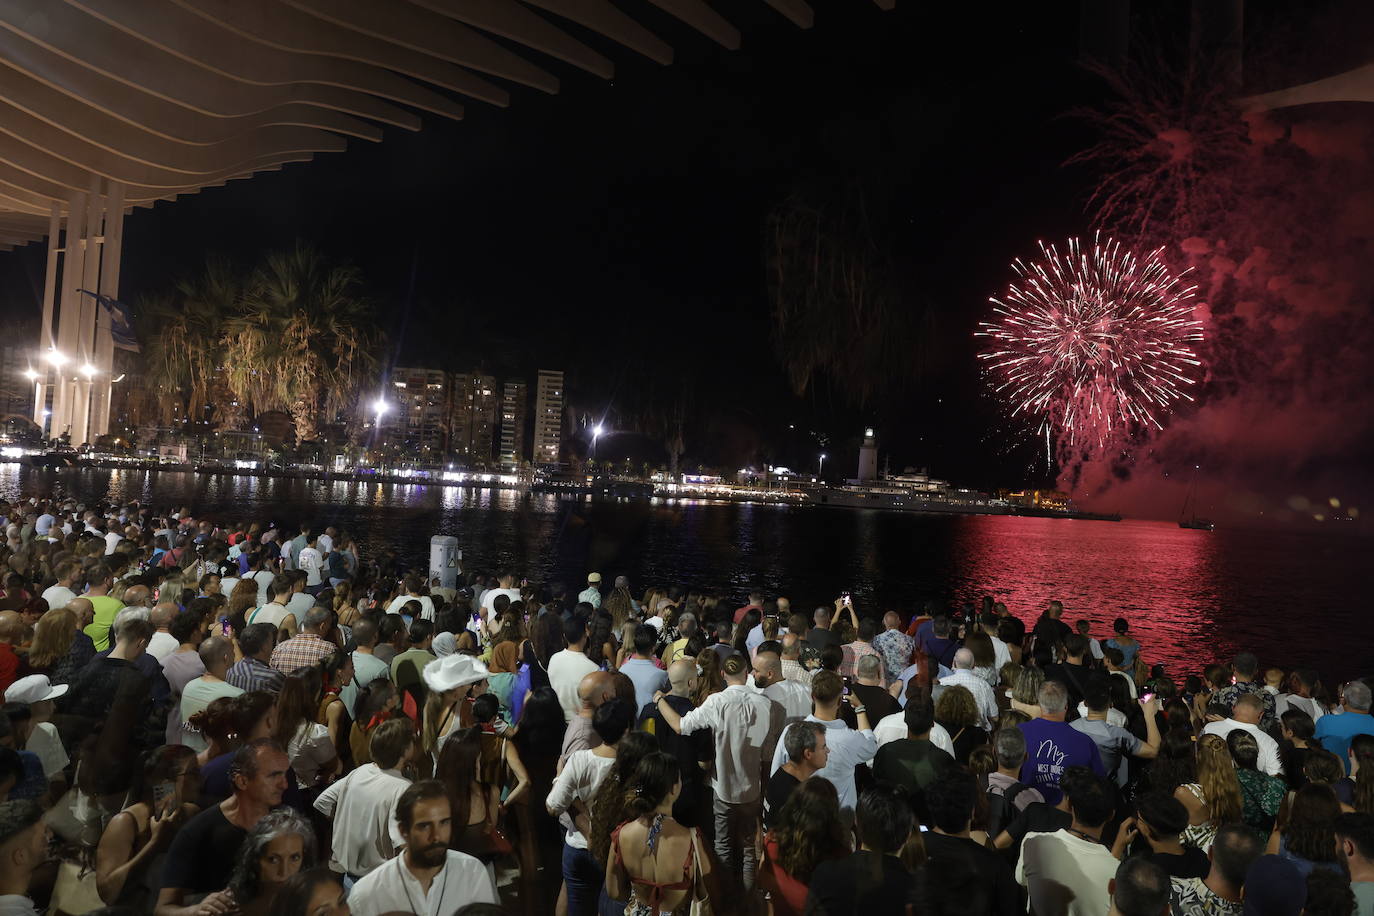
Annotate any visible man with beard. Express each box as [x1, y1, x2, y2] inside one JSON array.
[[346, 780, 497, 915]]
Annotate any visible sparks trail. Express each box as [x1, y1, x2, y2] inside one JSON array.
[[976, 235, 1204, 453]]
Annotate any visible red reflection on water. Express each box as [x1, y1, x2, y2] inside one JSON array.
[[952, 517, 1219, 677]]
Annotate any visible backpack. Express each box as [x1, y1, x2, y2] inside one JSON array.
[[982, 774, 1037, 839]]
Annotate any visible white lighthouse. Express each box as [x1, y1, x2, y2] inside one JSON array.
[[856, 428, 878, 482]]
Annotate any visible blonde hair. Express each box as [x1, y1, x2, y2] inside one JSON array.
[[421, 689, 457, 754], [1196, 734, 1243, 824], [28, 606, 77, 668]]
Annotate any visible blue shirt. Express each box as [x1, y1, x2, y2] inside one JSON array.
[[1314, 711, 1374, 775], [619, 657, 669, 713], [1017, 718, 1106, 805]]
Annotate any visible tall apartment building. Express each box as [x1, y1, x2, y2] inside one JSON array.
[[499, 380, 527, 469], [451, 372, 499, 465], [533, 369, 564, 466], [386, 367, 451, 458]]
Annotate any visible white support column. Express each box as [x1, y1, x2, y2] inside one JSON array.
[[53, 191, 88, 443], [94, 181, 124, 437], [35, 202, 61, 433], [73, 174, 104, 447]]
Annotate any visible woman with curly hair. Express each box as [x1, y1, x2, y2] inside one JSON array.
[[605, 751, 710, 916], [758, 775, 848, 916], [935, 685, 988, 765], [1176, 733, 1243, 852], [588, 731, 657, 867], [227, 579, 259, 633], [226, 807, 317, 916]]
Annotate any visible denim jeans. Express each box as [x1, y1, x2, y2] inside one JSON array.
[[563, 842, 605, 916], [713, 794, 762, 892]]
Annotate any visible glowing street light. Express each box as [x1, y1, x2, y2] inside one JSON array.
[[80, 363, 97, 378], [23, 368, 37, 381], [45, 350, 68, 367], [373, 397, 389, 420], [819, 452, 827, 476]]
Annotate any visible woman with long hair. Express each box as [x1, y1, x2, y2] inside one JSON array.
[[1009, 667, 1044, 719], [95, 745, 201, 908], [435, 727, 506, 863], [420, 655, 489, 760], [227, 579, 259, 633], [523, 611, 565, 691], [273, 666, 338, 789], [1148, 729, 1199, 795], [588, 731, 658, 867], [1349, 733, 1374, 815], [316, 652, 354, 766], [935, 686, 988, 765], [25, 605, 87, 685], [512, 686, 566, 912], [1176, 733, 1243, 852], [733, 609, 761, 656], [692, 648, 724, 707], [1270, 784, 1343, 877], [1227, 730, 1284, 841], [605, 751, 709, 916], [586, 612, 615, 670], [487, 638, 521, 717], [226, 808, 317, 916], [1279, 708, 1318, 792], [604, 585, 634, 634], [758, 773, 848, 916], [963, 629, 998, 687], [348, 678, 400, 768]]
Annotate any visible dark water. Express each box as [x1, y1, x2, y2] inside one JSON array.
[[4, 466, 1369, 683]]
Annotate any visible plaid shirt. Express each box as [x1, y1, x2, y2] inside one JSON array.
[[269, 633, 336, 673], [840, 640, 885, 683], [227, 656, 286, 694]]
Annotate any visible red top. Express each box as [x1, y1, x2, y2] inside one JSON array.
[[0, 643, 22, 694], [610, 821, 695, 913]]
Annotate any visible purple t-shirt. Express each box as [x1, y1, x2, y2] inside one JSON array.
[[1017, 718, 1105, 804]]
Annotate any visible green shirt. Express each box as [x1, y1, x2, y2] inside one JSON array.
[[390, 648, 437, 694], [83, 595, 126, 652]]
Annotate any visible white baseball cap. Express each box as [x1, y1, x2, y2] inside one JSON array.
[[4, 674, 68, 705]]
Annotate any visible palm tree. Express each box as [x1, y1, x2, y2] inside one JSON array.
[[224, 244, 380, 443]]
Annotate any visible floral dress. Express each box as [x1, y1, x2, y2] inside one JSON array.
[[1236, 768, 1285, 841]]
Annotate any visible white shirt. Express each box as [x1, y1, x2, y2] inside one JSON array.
[[104, 530, 123, 555], [481, 587, 521, 617], [147, 631, 180, 662], [347, 850, 496, 916], [577, 586, 602, 608], [250, 602, 293, 630], [314, 764, 410, 876], [387, 593, 435, 621], [297, 547, 325, 587], [939, 669, 999, 729], [873, 712, 955, 756], [988, 633, 1012, 672], [288, 721, 337, 786], [679, 684, 780, 804], [0, 895, 40, 916], [218, 577, 240, 599], [1017, 828, 1119, 916], [1201, 718, 1284, 776], [548, 649, 601, 722], [317, 533, 334, 555], [27, 721, 68, 779], [547, 749, 615, 848], [781, 659, 813, 686], [770, 716, 877, 818], [1281, 694, 1325, 724], [40, 584, 77, 610], [763, 678, 812, 721], [246, 570, 274, 605]]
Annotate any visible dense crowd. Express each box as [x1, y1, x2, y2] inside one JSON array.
[[0, 496, 1371, 916]]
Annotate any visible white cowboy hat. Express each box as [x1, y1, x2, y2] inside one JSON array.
[[423, 653, 490, 693]]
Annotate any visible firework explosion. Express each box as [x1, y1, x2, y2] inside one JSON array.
[[977, 236, 1204, 453]]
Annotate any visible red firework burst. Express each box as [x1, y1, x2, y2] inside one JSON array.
[[977, 235, 1204, 449]]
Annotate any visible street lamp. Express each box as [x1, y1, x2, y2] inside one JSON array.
[[45, 350, 67, 367], [80, 363, 97, 378], [23, 368, 37, 381], [819, 452, 827, 476]]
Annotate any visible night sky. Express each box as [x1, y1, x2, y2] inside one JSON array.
[[2, 0, 1371, 525]]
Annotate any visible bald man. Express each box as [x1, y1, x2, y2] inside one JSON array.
[[636, 659, 712, 829], [873, 610, 916, 682], [66, 597, 94, 631], [178, 636, 243, 752], [560, 670, 614, 768], [0, 610, 25, 692], [939, 647, 999, 729], [146, 601, 180, 662]]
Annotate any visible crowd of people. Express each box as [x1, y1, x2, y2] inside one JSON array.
[[0, 496, 1371, 916]]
